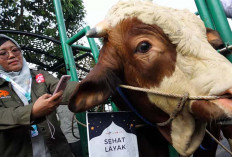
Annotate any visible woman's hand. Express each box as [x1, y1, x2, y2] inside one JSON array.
[[31, 91, 63, 119]]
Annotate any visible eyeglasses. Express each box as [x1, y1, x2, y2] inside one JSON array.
[[0, 47, 21, 59]]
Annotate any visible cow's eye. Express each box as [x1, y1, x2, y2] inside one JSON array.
[[135, 41, 151, 53]]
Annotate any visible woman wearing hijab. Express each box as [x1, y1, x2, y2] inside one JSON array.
[[0, 34, 77, 157]]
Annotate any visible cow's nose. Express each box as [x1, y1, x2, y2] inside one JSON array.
[[190, 100, 227, 121]]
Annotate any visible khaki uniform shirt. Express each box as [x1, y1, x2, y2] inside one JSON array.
[[0, 70, 77, 157]]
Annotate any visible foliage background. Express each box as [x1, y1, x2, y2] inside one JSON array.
[[1, 0, 86, 37], [0, 0, 95, 79]]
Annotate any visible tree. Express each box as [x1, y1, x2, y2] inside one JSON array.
[[0, 0, 86, 37], [0, 0, 95, 77]]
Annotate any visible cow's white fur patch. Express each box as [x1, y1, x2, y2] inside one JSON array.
[[171, 108, 206, 156], [104, 0, 232, 96], [105, 0, 206, 57]]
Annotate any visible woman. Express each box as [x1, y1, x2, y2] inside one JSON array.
[[0, 34, 77, 157]]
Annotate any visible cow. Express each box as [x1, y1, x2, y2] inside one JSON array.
[[68, 1, 232, 156]]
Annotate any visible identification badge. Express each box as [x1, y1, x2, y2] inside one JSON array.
[[31, 124, 39, 137]]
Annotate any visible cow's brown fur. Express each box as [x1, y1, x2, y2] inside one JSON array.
[[206, 28, 224, 50], [108, 18, 177, 88], [192, 100, 227, 121]]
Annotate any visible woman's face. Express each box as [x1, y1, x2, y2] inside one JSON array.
[[0, 40, 23, 72]]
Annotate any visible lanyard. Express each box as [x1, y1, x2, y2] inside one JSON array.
[[0, 74, 40, 138], [0, 74, 32, 101]]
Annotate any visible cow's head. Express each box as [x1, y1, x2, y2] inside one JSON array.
[[69, 1, 232, 156]]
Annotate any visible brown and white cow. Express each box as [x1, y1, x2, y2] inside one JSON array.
[[69, 1, 232, 156]]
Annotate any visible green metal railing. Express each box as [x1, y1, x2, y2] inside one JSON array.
[[195, 0, 232, 62], [53, 1, 97, 156], [207, 0, 232, 45], [53, 0, 118, 156], [53, 0, 78, 81], [195, 0, 215, 29], [66, 26, 99, 63]]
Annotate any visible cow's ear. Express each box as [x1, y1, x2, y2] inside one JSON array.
[[206, 28, 224, 50], [68, 63, 121, 112]]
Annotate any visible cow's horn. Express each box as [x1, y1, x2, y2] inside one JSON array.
[[86, 21, 109, 38], [86, 28, 99, 38]]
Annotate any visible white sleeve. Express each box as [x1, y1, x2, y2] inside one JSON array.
[[221, 0, 232, 18]]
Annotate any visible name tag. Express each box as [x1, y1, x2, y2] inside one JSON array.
[[31, 124, 39, 137]]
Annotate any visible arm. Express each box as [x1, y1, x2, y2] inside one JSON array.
[[0, 92, 63, 130]]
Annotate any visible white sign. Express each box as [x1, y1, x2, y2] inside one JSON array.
[[87, 112, 139, 157]]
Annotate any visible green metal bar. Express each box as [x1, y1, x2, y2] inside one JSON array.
[[68, 26, 99, 63], [71, 45, 92, 52], [85, 26, 99, 63], [53, 1, 88, 157], [194, 0, 215, 29], [75, 112, 88, 157], [53, 0, 78, 81], [206, 0, 232, 62], [66, 27, 88, 45], [206, 0, 232, 44], [168, 145, 179, 157]]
